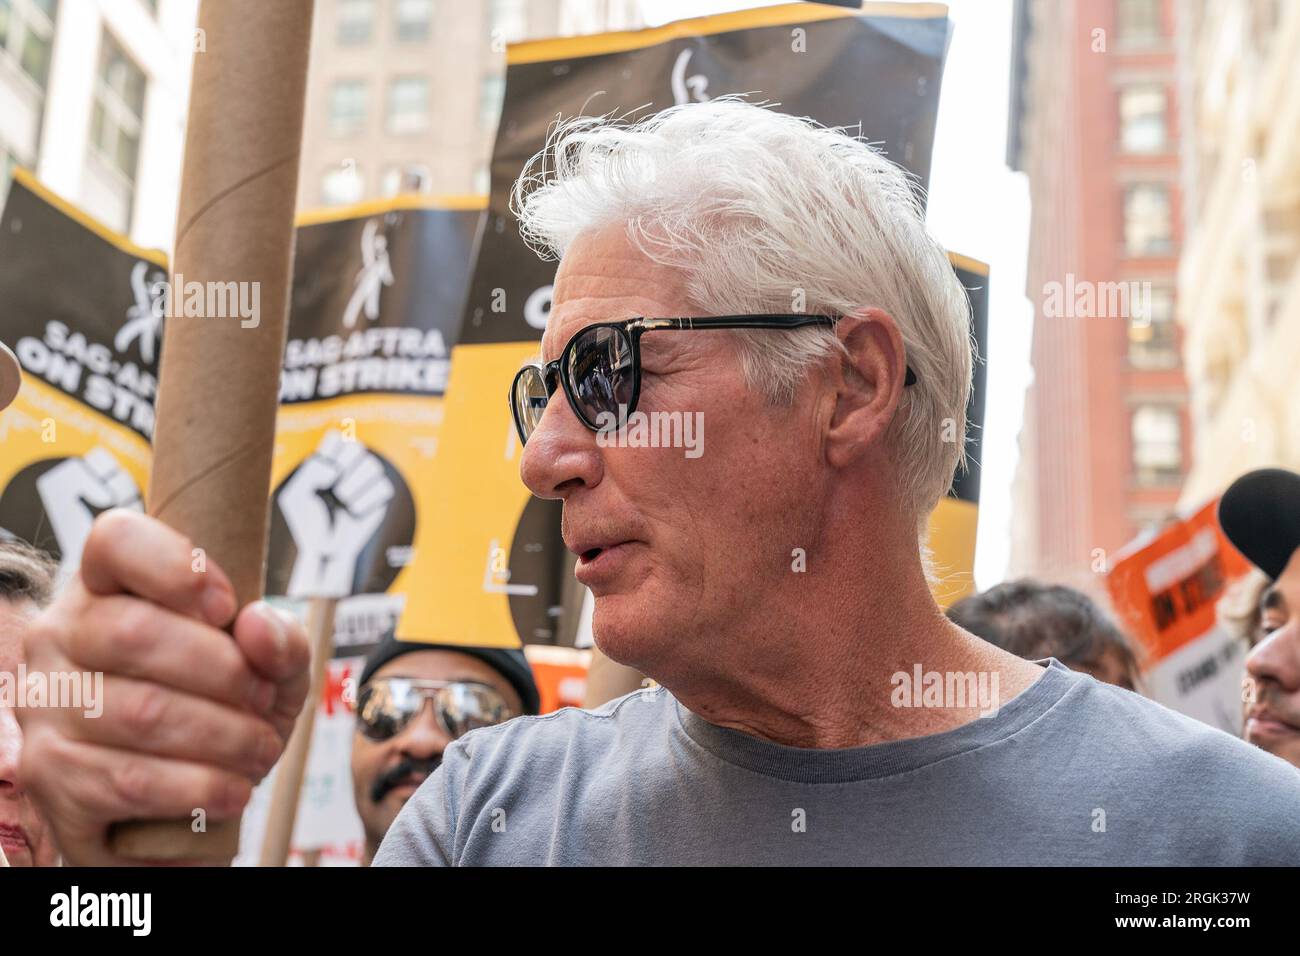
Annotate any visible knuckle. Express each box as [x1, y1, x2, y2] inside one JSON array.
[[119, 683, 169, 741], [252, 725, 283, 776], [110, 757, 154, 807], [176, 560, 205, 599], [108, 601, 157, 662], [84, 509, 134, 562], [203, 770, 251, 818]]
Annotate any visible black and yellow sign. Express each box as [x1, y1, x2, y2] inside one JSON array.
[[928, 252, 989, 609], [0, 177, 491, 639], [462, 2, 952, 345], [264, 196, 482, 609], [0, 170, 160, 578]]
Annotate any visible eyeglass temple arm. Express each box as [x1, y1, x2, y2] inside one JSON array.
[[635, 316, 917, 385]]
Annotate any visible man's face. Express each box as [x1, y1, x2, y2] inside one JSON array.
[[519, 225, 833, 685], [0, 598, 58, 866], [350, 650, 523, 851], [1243, 551, 1300, 768]]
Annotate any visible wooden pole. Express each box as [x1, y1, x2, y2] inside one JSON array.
[[258, 597, 336, 867], [107, 0, 314, 862]]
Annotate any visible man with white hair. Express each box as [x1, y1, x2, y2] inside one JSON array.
[[376, 100, 1300, 865], [15, 101, 1300, 866]]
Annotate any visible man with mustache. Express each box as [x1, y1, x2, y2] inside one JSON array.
[[0, 540, 60, 867], [1220, 468, 1300, 770], [350, 633, 538, 866]]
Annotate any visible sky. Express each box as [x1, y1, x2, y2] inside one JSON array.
[[642, 0, 1034, 588]]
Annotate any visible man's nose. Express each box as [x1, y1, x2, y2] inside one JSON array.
[[1245, 621, 1300, 691], [519, 395, 603, 500], [395, 705, 449, 761], [0, 707, 23, 795]]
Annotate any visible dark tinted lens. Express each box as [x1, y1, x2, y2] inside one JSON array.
[[565, 326, 634, 429], [436, 683, 512, 739], [512, 365, 550, 444], [356, 680, 420, 741]]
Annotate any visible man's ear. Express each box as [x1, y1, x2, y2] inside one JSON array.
[[824, 307, 907, 469]]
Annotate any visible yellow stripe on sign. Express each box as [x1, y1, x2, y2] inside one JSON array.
[[926, 496, 979, 609], [0, 375, 153, 501], [948, 250, 989, 276], [507, 1, 950, 65], [396, 341, 540, 649], [295, 193, 487, 228], [12, 168, 168, 267]]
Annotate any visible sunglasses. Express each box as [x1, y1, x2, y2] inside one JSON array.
[[509, 314, 917, 445], [355, 677, 515, 742]]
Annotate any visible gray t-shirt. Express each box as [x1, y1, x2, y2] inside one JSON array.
[[374, 659, 1300, 865]]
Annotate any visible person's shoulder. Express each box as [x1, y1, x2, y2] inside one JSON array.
[[1052, 672, 1300, 857], [1068, 675, 1285, 771], [448, 684, 673, 776]]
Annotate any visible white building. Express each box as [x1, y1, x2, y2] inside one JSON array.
[[1, 0, 198, 248], [3, 0, 645, 247]]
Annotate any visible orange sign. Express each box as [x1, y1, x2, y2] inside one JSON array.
[[1106, 498, 1250, 664]]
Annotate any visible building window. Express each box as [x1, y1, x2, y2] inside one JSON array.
[[90, 31, 146, 183], [480, 73, 505, 129], [386, 76, 428, 135], [1119, 86, 1166, 153], [1128, 287, 1177, 368], [337, 0, 373, 45], [394, 0, 432, 42], [328, 80, 366, 137], [0, 0, 58, 91], [381, 163, 430, 196], [489, 0, 527, 45], [1132, 405, 1182, 486], [1116, 0, 1162, 44], [321, 164, 364, 206], [1124, 184, 1172, 255]]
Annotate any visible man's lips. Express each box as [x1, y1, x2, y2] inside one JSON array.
[[0, 822, 30, 852], [574, 541, 635, 564], [572, 540, 639, 586], [1246, 707, 1300, 736], [388, 775, 425, 794], [565, 533, 637, 561]]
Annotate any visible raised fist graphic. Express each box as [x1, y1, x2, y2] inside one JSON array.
[[279, 431, 395, 598]]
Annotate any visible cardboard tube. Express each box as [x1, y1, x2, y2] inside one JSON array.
[[258, 597, 336, 867], [107, 0, 314, 862]]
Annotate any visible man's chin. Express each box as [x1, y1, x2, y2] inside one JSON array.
[[1, 846, 33, 866], [383, 783, 423, 812], [592, 597, 665, 671]]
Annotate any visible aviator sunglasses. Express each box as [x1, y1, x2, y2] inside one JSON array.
[[509, 314, 917, 445], [355, 677, 515, 741]]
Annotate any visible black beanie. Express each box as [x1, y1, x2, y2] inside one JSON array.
[[359, 631, 541, 716]]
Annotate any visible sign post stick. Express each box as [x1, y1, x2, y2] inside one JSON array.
[[258, 596, 337, 867]]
